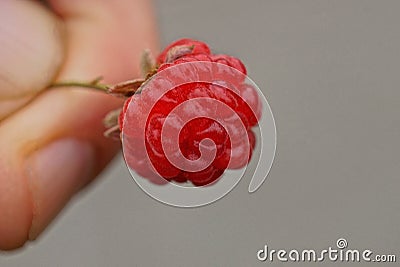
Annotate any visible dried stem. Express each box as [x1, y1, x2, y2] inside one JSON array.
[[47, 76, 110, 92], [48, 81, 109, 91]]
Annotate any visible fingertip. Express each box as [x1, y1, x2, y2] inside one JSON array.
[[26, 138, 95, 240], [0, 90, 121, 249], [0, 159, 32, 250], [46, 0, 159, 82]]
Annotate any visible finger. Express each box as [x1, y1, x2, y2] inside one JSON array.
[[0, 0, 158, 250], [0, 0, 64, 250], [0, 1, 64, 120]]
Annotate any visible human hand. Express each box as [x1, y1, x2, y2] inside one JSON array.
[[0, 0, 157, 250]]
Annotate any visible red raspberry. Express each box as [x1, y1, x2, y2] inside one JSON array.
[[120, 39, 261, 186]]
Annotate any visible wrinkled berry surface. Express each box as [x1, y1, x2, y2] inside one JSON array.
[[120, 39, 261, 186]]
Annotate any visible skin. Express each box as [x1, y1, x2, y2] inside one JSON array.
[[0, 0, 158, 250]]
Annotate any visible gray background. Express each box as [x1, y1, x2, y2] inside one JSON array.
[[1, 0, 400, 266]]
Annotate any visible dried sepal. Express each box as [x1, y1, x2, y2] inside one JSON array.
[[165, 45, 194, 63], [104, 125, 121, 140], [103, 108, 122, 128], [140, 49, 156, 78], [107, 78, 145, 97]]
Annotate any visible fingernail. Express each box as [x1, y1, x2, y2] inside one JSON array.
[[26, 138, 95, 240]]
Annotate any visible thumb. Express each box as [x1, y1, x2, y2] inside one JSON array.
[[0, 0, 64, 250], [0, 1, 64, 120]]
